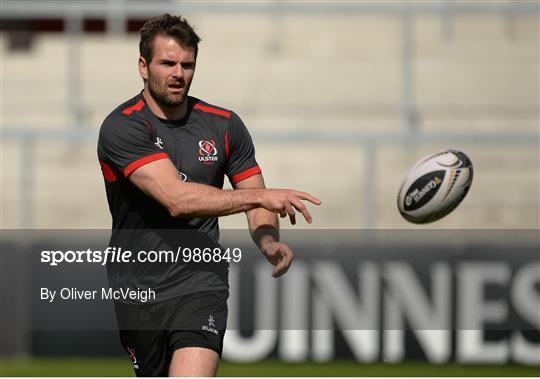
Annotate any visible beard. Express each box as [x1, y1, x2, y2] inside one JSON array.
[[147, 73, 191, 109]]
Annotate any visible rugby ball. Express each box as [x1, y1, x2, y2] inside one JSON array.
[[397, 149, 473, 224]]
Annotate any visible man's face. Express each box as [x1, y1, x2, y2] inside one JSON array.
[[140, 34, 196, 108]]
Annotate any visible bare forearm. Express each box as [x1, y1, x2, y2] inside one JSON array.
[[130, 160, 320, 223], [167, 182, 264, 218], [130, 159, 265, 217]]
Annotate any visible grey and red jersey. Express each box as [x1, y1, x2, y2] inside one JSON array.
[[97, 93, 261, 300], [98, 93, 260, 233]]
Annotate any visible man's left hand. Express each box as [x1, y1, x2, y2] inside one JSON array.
[[260, 241, 294, 278]]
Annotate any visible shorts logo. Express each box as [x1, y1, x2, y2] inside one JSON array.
[[127, 347, 140, 370], [198, 140, 218, 165], [202, 314, 218, 335], [155, 137, 164, 149]]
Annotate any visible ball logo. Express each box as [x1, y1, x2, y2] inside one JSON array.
[[404, 171, 445, 211], [397, 150, 473, 224], [198, 140, 218, 165]]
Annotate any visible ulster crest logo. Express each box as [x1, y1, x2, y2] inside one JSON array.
[[198, 140, 218, 165]]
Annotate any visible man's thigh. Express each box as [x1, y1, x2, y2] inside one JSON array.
[[114, 290, 228, 376], [167, 290, 228, 376], [169, 347, 220, 376]]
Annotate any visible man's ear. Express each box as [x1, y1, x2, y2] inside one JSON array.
[[138, 56, 148, 81]]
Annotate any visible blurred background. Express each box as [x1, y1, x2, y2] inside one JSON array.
[[1, 0, 539, 376], [2, 0, 538, 230]]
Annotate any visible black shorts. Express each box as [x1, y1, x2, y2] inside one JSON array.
[[113, 289, 228, 377]]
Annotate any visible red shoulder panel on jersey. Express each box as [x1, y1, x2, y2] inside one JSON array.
[[121, 99, 145, 116], [99, 160, 118, 182], [230, 165, 262, 184], [193, 103, 231, 119], [123, 152, 169, 177]]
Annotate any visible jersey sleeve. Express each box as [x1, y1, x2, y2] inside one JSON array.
[[98, 116, 169, 178], [226, 112, 262, 185]]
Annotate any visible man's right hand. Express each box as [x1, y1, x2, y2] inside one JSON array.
[[259, 189, 321, 225], [129, 158, 321, 224]]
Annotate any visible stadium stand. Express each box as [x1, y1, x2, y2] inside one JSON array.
[[1, 8, 538, 229]]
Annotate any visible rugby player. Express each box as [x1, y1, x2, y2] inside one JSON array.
[[97, 14, 320, 377]]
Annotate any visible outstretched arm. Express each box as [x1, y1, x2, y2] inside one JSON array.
[[129, 158, 321, 223]]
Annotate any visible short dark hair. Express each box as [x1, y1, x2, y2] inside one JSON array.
[[139, 14, 201, 63]]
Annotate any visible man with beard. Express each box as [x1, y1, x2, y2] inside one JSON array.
[[97, 14, 320, 377]]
